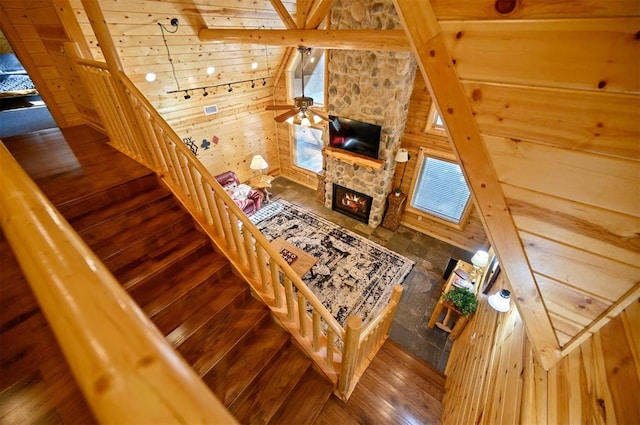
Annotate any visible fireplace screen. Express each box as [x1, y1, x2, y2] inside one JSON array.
[[332, 184, 373, 223]]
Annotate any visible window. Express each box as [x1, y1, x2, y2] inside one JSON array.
[[291, 48, 325, 106], [293, 125, 323, 173], [425, 103, 446, 134], [409, 149, 472, 228]]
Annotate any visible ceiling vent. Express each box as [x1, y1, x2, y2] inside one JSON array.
[[204, 104, 218, 116]]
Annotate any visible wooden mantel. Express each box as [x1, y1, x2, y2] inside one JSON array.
[[323, 147, 385, 171]]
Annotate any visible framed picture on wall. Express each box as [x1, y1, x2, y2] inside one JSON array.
[[482, 256, 501, 295]]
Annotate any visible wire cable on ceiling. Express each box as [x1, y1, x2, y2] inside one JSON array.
[[158, 18, 180, 91]]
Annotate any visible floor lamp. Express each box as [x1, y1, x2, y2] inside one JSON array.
[[395, 148, 410, 193]]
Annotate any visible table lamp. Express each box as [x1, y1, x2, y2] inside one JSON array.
[[250, 155, 268, 180], [470, 250, 489, 282]]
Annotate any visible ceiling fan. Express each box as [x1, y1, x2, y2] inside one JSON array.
[[266, 46, 330, 126]]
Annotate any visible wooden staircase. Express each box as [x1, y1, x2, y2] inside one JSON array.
[[63, 171, 334, 423], [1, 135, 333, 424]]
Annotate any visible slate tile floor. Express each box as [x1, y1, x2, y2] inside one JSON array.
[[269, 177, 475, 373]]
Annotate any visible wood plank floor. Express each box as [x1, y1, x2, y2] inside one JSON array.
[[1, 126, 445, 424]]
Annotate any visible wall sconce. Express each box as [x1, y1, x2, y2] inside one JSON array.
[[250, 155, 269, 179], [394, 148, 410, 192], [488, 289, 511, 312]]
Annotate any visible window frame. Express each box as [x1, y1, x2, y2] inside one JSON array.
[[424, 102, 446, 135], [405, 147, 473, 230], [290, 124, 325, 173]]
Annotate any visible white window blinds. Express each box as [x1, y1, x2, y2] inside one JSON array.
[[411, 156, 470, 223]]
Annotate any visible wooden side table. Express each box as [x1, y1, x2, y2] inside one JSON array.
[[250, 175, 274, 203], [427, 260, 475, 340], [382, 192, 407, 230]]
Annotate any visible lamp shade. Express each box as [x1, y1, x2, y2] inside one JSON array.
[[250, 155, 268, 171], [488, 289, 511, 312], [471, 250, 489, 268], [395, 148, 409, 163]]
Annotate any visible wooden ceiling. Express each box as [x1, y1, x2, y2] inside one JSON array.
[[4, 0, 638, 371]]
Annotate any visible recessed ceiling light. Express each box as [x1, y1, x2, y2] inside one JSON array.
[[206, 66, 215, 75], [145, 72, 156, 82], [251, 61, 258, 70]]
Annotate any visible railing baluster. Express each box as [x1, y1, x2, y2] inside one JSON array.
[[269, 261, 283, 308], [312, 311, 321, 351], [242, 229, 259, 279], [284, 277, 295, 322], [255, 245, 270, 293], [228, 211, 248, 268], [214, 195, 236, 253], [298, 294, 308, 338], [204, 186, 224, 238], [326, 329, 335, 367]]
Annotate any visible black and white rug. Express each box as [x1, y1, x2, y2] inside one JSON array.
[[250, 199, 414, 327]]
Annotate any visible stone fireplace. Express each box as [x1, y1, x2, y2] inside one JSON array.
[[319, 0, 417, 227], [332, 184, 373, 223]]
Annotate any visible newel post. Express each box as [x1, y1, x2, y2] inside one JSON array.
[[338, 315, 362, 398]]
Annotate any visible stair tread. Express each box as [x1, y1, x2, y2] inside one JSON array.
[[136, 252, 230, 316], [230, 343, 312, 425], [151, 275, 247, 337], [203, 318, 291, 406], [100, 217, 195, 272], [77, 195, 176, 245], [175, 293, 269, 376], [70, 184, 170, 232], [268, 367, 334, 425], [114, 230, 210, 289], [55, 173, 157, 220], [88, 206, 189, 258], [382, 340, 446, 388]]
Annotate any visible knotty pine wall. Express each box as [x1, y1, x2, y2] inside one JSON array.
[[67, 0, 291, 182], [443, 272, 640, 424], [0, 0, 96, 129], [396, 71, 488, 253]]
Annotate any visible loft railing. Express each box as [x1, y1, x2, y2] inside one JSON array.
[[73, 55, 403, 399], [0, 142, 238, 424]]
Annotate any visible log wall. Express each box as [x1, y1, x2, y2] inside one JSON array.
[[443, 272, 640, 424]]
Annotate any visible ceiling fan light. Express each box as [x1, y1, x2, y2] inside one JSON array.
[[312, 113, 323, 124], [300, 116, 311, 127], [286, 115, 295, 124]]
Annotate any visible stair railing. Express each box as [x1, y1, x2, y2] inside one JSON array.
[[73, 54, 404, 398], [0, 142, 238, 424]]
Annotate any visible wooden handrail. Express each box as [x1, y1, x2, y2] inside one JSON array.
[[0, 143, 238, 424]]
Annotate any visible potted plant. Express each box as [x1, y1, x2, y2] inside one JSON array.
[[442, 286, 478, 316]]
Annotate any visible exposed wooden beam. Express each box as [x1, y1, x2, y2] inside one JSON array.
[[269, 0, 297, 29], [305, 0, 333, 29], [197, 29, 410, 51], [297, 0, 311, 29], [392, 0, 561, 370]]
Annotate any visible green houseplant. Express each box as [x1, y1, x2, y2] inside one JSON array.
[[442, 286, 478, 316]]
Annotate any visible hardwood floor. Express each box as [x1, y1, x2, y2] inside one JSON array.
[[1, 126, 445, 424]]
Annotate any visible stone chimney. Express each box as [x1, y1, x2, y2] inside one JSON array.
[[322, 0, 417, 227]]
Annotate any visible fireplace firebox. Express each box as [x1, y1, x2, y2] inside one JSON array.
[[332, 184, 373, 224]]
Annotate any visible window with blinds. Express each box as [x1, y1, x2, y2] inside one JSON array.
[[411, 156, 470, 224]]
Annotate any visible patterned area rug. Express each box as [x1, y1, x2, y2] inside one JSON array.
[[250, 199, 414, 326]]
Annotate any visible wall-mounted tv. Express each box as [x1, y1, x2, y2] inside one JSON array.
[[328, 115, 382, 160]]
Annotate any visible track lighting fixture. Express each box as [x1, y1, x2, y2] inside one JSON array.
[[167, 77, 273, 98]]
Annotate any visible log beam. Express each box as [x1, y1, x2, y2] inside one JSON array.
[[197, 28, 410, 51], [392, 0, 562, 370]]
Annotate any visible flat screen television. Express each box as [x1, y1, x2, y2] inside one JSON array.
[[328, 115, 382, 160]]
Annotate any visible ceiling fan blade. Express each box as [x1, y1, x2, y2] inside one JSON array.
[[308, 108, 330, 122], [273, 108, 298, 123], [266, 104, 295, 111]]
